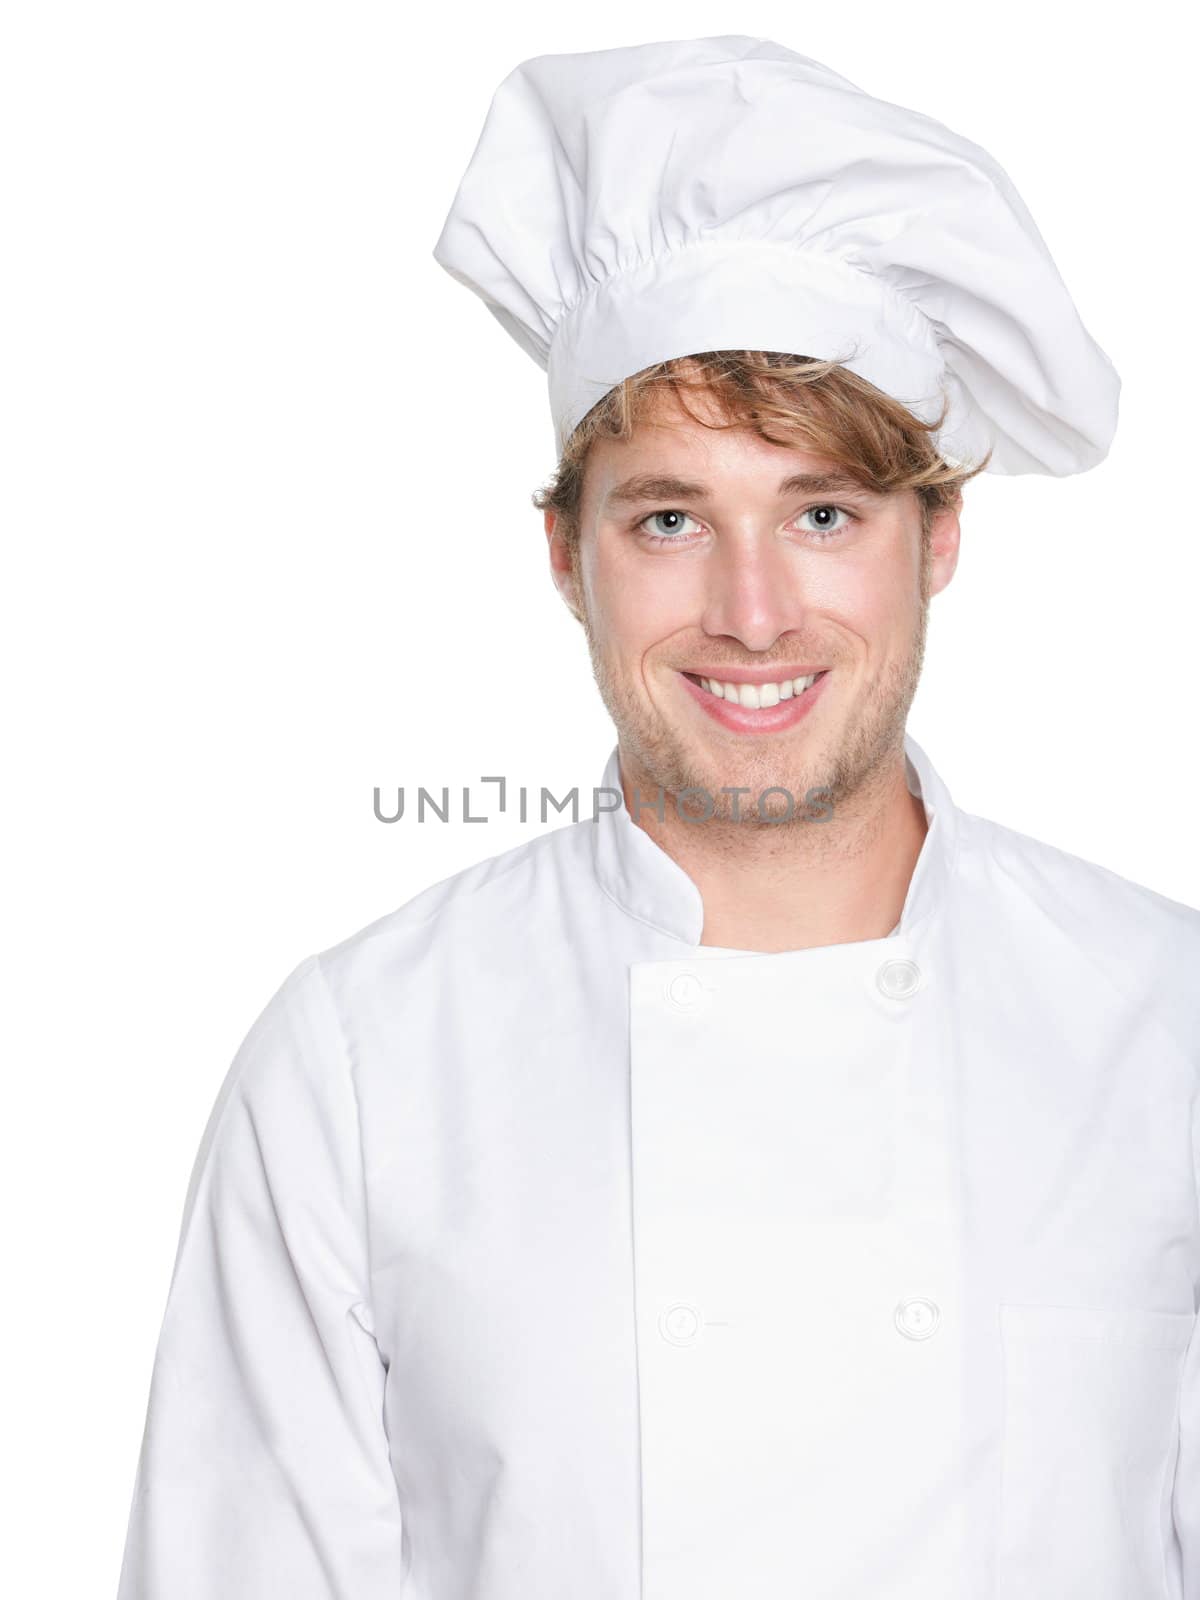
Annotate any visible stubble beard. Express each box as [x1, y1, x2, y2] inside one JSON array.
[[572, 543, 932, 830]]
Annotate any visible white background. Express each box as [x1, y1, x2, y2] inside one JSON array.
[[2, 3, 1195, 1591]]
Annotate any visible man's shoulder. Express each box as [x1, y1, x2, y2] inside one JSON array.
[[314, 817, 594, 978], [959, 808, 1200, 1030], [964, 806, 1200, 934]]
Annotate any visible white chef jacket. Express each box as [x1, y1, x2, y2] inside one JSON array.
[[116, 732, 1200, 1599]]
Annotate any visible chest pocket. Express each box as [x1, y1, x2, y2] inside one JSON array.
[[996, 1302, 1195, 1600]]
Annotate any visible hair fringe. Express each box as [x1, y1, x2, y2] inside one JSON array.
[[531, 350, 990, 544]]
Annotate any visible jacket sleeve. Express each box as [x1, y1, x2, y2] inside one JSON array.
[[1178, 1082, 1200, 1596], [115, 955, 407, 1599], [1181, 1308, 1200, 1596]]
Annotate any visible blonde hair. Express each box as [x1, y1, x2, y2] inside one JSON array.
[[531, 350, 989, 549]]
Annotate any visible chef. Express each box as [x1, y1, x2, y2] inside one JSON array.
[[116, 35, 1200, 1600]]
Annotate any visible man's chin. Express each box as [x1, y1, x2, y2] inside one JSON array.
[[629, 732, 833, 826]]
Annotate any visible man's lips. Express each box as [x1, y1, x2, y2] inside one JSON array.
[[677, 667, 831, 731]]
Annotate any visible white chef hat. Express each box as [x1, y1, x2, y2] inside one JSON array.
[[432, 35, 1120, 476]]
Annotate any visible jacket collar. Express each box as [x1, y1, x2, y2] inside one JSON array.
[[588, 730, 961, 948]]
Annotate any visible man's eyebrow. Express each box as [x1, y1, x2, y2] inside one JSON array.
[[602, 470, 881, 507]]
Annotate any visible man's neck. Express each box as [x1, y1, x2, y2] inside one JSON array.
[[622, 750, 928, 954]]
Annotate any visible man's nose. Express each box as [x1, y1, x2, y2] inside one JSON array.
[[698, 532, 808, 653]]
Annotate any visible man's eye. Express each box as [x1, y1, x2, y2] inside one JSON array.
[[799, 504, 855, 538], [636, 509, 701, 541]]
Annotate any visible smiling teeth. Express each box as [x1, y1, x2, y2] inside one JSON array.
[[699, 673, 821, 708]]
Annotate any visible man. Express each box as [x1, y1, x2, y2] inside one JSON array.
[[116, 36, 1199, 1599]]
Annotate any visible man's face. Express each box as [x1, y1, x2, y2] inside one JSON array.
[[545, 386, 960, 823]]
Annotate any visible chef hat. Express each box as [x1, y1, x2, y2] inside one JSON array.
[[433, 35, 1120, 476]]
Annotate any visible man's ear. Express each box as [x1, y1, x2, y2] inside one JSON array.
[[926, 496, 962, 599], [544, 509, 583, 620]]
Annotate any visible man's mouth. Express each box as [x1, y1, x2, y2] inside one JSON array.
[[681, 669, 829, 710]]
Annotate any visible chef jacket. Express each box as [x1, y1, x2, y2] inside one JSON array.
[[116, 731, 1200, 1599]]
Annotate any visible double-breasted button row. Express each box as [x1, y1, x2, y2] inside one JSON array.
[[656, 1297, 942, 1344], [662, 959, 923, 1010]]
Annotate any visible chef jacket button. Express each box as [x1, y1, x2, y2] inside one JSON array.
[[658, 1302, 702, 1345], [876, 958, 921, 1000], [666, 971, 704, 1009], [894, 1296, 941, 1340]]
